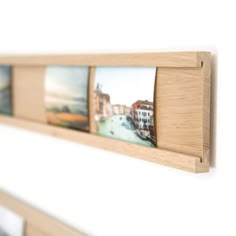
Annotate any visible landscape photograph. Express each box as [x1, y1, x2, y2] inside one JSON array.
[[45, 66, 89, 131], [94, 66, 157, 147], [0, 66, 12, 116]]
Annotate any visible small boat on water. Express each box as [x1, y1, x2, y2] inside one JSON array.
[[136, 130, 148, 140], [136, 130, 156, 145], [100, 117, 106, 122], [146, 136, 156, 146], [110, 130, 114, 135]]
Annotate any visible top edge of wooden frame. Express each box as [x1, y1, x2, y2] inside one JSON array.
[[0, 51, 211, 67]]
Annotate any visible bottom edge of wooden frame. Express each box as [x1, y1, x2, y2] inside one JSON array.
[[0, 115, 209, 173]]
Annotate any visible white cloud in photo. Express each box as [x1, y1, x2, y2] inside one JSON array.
[[45, 66, 89, 98], [95, 67, 156, 106]]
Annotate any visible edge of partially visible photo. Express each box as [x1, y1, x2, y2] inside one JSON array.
[[0, 206, 25, 236], [0, 66, 12, 116]]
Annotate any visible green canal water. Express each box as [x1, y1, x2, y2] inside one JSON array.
[[98, 115, 154, 147]]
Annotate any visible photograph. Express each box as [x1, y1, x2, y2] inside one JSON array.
[[0, 66, 12, 115], [94, 66, 157, 147], [0, 207, 24, 236], [45, 66, 89, 131]]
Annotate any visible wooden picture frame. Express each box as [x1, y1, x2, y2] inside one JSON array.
[[0, 191, 86, 236], [0, 52, 211, 173]]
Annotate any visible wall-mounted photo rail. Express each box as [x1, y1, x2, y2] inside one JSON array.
[[0, 52, 211, 173], [0, 190, 86, 236]]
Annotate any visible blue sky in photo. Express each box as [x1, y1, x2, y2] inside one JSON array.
[[95, 67, 156, 106], [45, 66, 89, 99], [0, 66, 11, 89]]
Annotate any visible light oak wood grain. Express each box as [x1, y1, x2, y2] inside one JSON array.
[[156, 67, 203, 157], [0, 52, 204, 67], [88, 66, 96, 134], [13, 66, 46, 123], [200, 52, 211, 163], [0, 191, 87, 236], [25, 225, 49, 236]]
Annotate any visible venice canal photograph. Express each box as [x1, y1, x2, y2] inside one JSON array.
[[94, 67, 157, 147], [0, 66, 12, 116], [45, 66, 89, 131]]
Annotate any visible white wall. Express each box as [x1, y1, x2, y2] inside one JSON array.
[[0, 0, 233, 235]]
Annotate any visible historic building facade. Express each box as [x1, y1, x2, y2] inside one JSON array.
[[94, 84, 111, 119], [131, 100, 154, 138]]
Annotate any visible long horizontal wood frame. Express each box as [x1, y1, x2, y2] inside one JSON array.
[[0, 52, 211, 173], [0, 190, 87, 236]]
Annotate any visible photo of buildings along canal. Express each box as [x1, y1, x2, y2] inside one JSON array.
[[94, 67, 156, 147]]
